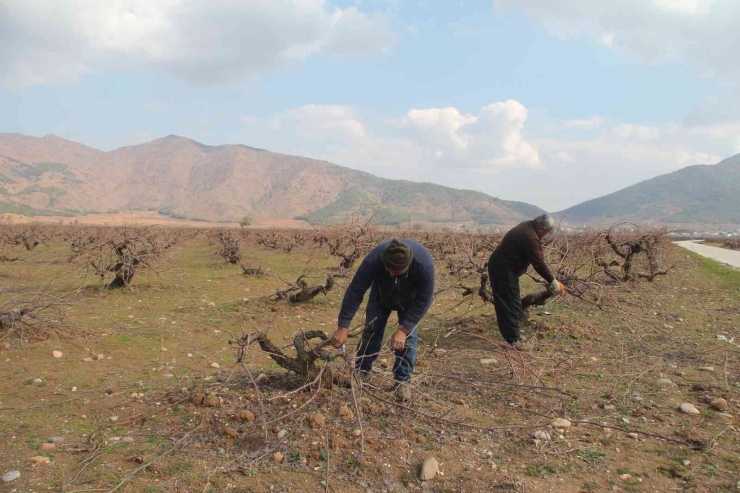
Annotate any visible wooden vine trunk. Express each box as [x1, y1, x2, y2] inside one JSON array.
[[234, 330, 348, 387]]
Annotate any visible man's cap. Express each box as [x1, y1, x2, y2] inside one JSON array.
[[381, 239, 414, 271]]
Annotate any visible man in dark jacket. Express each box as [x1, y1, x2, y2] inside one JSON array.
[[331, 239, 435, 401], [488, 214, 565, 350]]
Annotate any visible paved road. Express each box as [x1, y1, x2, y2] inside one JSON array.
[[675, 241, 740, 269]]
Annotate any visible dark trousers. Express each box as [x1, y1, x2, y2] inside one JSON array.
[[355, 297, 418, 382], [488, 262, 522, 343]]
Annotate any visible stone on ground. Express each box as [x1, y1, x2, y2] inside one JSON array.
[[205, 393, 220, 407], [710, 398, 729, 412], [2, 471, 20, 483], [679, 403, 700, 415], [420, 457, 439, 481], [551, 418, 572, 428]]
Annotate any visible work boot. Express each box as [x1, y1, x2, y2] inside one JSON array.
[[508, 339, 533, 352], [394, 381, 411, 402]]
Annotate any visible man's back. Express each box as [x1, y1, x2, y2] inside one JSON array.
[[490, 220, 553, 282], [338, 238, 435, 329]]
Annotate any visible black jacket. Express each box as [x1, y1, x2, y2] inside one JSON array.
[[489, 220, 555, 283]]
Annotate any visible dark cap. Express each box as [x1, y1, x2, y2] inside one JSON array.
[[381, 239, 414, 271]]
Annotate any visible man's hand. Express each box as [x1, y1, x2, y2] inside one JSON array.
[[391, 329, 407, 351], [557, 281, 566, 295], [549, 279, 566, 296], [331, 327, 349, 348]]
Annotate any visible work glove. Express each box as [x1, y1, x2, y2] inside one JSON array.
[[549, 279, 566, 296]]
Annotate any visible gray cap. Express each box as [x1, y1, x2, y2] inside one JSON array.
[[533, 213, 555, 231]]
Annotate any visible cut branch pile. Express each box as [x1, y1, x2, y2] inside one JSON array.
[[0, 289, 75, 341]]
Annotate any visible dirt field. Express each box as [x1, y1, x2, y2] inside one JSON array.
[[0, 229, 739, 492], [0, 211, 311, 229]]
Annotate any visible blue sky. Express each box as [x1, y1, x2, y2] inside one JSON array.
[[2, 0, 739, 211]]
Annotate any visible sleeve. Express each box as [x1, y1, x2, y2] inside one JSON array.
[[527, 235, 555, 283], [400, 264, 435, 330], [337, 255, 377, 328]]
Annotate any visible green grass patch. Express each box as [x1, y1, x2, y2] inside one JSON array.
[[15, 162, 68, 179], [17, 185, 67, 196], [693, 253, 740, 289], [578, 448, 607, 464], [0, 200, 75, 216]]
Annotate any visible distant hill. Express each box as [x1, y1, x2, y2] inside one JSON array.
[[0, 133, 545, 226], [557, 154, 740, 226]]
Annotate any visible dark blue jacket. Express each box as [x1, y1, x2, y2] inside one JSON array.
[[338, 239, 435, 330]]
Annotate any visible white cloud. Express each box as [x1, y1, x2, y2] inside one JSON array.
[[390, 100, 540, 170], [239, 116, 260, 126], [0, 0, 396, 87], [564, 116, 606, 130], [264, 102, 740, 210], [552, 151, 576, 163], [612, 124, 661, 141], [651, 0, 715, 16], [270, 101, 540, 174], [522, 118, 737, 208], [143, 104, 169, 113], [537, 136, 721, 172], [676, 121, 740, 153], [269, 105, 367, 141], [393, 107, 478, 151], [544, 119, 734, 171], [322, 8, 395, 56], [494, 0, 740, 81], [262, 100, 541, 198]]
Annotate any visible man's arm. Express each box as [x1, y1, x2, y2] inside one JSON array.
[[337, 256, 376, 329], [399, 264, 435, 331], [526, 235, 555, 283]]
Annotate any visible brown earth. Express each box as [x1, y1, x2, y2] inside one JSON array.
[[0, 229, 738, 492]]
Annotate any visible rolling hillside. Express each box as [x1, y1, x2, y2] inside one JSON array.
[[0, 133, 544, 226], [557, 154, 740, 226]]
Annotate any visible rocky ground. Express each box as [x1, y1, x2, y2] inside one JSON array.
[[0, 238, 739, 492]]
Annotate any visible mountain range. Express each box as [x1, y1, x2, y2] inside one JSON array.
[[0, 133, 543, 226], [556, 154, 740, 227], [1, 133, 738, 228]]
